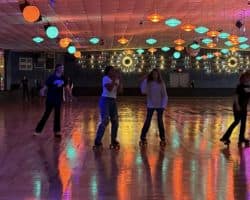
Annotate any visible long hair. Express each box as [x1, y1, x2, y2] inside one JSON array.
[[239, 72, 249, 84], [147, 68, 163, 83], [104, 66, 114, 76]]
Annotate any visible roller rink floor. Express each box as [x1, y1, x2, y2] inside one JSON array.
[[0, 96, 250, 200]]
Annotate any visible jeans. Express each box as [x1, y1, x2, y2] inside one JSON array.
[[222, 106, 247, 141], [95, 97, 119, 145], [140, 108, 165, 140], [35, 101, 61, 133]]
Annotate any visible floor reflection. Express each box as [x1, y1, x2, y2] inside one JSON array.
[[0, 97, 250, 199]]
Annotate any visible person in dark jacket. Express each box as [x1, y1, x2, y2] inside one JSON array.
[[34, 64, 65, 138], [220, 72, 250, 146]]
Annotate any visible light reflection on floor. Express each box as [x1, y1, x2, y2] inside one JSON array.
[[0, 97, 250, 199]]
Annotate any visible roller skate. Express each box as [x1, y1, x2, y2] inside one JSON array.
[[160, 139, 166, 147], [109, 141, 120, 150], [93, 142, 103, 150], [238, 138, 250, 146], [139, 139, 147, 147], [220, 138, 231, 146]]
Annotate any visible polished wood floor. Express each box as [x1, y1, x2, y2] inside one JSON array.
[[0, 96, 249, 200]]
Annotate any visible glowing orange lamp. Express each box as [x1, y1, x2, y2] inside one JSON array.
[[59, 38, 72, 48], [22, 5, 40, 23], [118, 37, 128, 45], [147, 13, 163, 23], [181, 24, 195, 32], [229, 35, 238, 42], [74, 51, 81, 58], [207, 30, 220, 37], [175, 46, 184, 51], [148, 47, 157, 53], [207, 43, 216, 48], [174, 39, 185, 45]]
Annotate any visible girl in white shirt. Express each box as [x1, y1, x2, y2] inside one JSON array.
[[93, 66, 122, 149], [140, 68, 168, 146]]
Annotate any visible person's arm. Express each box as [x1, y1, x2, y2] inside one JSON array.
[[39, 85, 47, 96], [161, 83, 168, 109], [104, 79, 118, 92], [140, 78, 147, 94]]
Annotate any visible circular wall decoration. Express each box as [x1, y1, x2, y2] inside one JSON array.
[[227, 57, 238, 69], [116, 51, 138, 72]]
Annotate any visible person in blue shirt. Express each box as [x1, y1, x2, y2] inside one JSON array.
[[34, 64, 65, 138]]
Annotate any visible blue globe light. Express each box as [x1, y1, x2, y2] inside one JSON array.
[[146, 38, 157, 45], [221, 49, 229, 54], [202, 38, 213, 44], [218, 32, 230, 39], [238, 37, 248, 43], [89, 37, 100, 44], [136, 49, 144, 54], [173, 51, 181, 59], [67, 45, 76, 54], [46, 26, 59, 39], [239, 44, 250, 49], [161, 46, 170, 52], [32, 36, 44, 43], [165, 18, 181, 27], [195, 26, 209, 34], [224, 41, 233, 47], [190, 43, 200, 50]]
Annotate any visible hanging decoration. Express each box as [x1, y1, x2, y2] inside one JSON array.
[[206, 30, 220, 37], [118, 37, 129, 45], [59, 38, 72, 48], [181, 24, 195, 32], [174, 39, 185, 45], [147, 13, 164, 23]]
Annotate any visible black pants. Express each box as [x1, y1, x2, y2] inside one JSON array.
[[222, 108, 247, 141], [22, 87, 30, 100], [140, 108, 165, 140], [35, 101, 61, 133]]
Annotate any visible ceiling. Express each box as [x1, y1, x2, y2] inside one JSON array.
[[0, 0, 250, 51]]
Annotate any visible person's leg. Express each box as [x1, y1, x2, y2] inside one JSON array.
[[156, 108, 165, 140], [110, 100, 119, 143], [54, 103, 61, 134], [140, 108, 154, 141], [35, 101, 53, 133], [94, 97, 110, 145], [221, 110, 241, 141], [239, 111, 247, 142]]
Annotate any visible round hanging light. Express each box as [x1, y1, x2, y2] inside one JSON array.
[[45, 25, 59, 39], [181, 24, 195, 32], [165, 18, 182, 27], [230, 47, 238, 52], [173, 51, 181, 59], [67, 45, 76, 54], [148, 47, 157, 53], [174, 39, 185, 45], [59, 38, 72, 48], [228, 35, 238, 42], [206, 30, 220, 37], [22, 5, 40, 23], [32, 36, 44, 43], [175, 46, 184, 51], [207, 43, 216, 48], [213, 52, 221, 57], [74, 51, 81, 58], [147, 13, 163, 23], [118, 37, 129, 45]]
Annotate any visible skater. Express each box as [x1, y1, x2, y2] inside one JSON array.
[[21, 76, 30, 101], [34, 64, 65, 138], [139, 68, 168, 147], [220, 72, 250, 146], [93, 66, 123, 149]]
